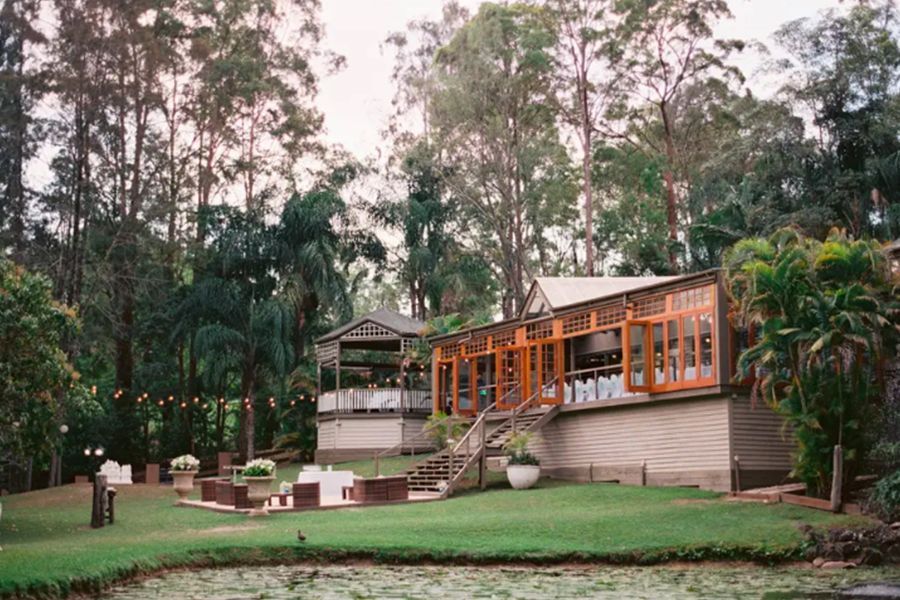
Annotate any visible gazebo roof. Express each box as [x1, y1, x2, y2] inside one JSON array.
[[316, 308, 425, 344]]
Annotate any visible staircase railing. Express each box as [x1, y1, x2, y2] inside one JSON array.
[[445, 401, 497, 495], [509, 377, 558, 435], [374, 413, 473, 477]]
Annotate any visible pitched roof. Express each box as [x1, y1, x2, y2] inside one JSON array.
[[523, 276, 680, 316], [316, 307, 425, 343]]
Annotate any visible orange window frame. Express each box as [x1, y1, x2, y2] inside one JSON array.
[[526, 339, 564, 405], [496, 345, 525, 410], [624, 284, 717, 394]]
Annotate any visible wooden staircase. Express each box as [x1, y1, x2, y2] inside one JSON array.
[[404, 381, 560, 497]]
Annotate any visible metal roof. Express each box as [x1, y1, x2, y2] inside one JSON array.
[[316, 307, 425, 343], [525, 276, 680, 315]]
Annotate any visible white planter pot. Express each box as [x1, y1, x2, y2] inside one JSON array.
[[506, 464, 540, 489], [244, 476, 274, 516], [171, 470, 197, 504]]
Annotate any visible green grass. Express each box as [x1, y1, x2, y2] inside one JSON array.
[[0, 458, 870, 599]]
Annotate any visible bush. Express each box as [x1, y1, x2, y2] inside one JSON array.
[[426, 411, 468, 448], [504, 431, 540, 466], [867, 469, 900, 522]]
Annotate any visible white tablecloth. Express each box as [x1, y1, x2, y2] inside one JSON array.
[[296, 470, 355, 499]]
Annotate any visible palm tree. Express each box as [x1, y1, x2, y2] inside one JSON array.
[[183, 209, 294, 460], [724, 228, 900, 496]]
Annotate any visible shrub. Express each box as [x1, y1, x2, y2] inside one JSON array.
[[866, 469, 900, 522], [426, 411, 468, 448]]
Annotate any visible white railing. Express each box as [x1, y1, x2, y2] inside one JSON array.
[[318, 388, 432, 414]]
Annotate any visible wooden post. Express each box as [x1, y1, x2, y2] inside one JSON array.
[[91, 474, 108, 528], [640, 460, 647, 487], [146, 463, 160, 485], [335, 341, 342, 412], [479, 420, 487, 490], [830, 445, 843, 513], [733, 455, 741, 493], [374, 452, 380, 478], [217, 451, 232, 477]]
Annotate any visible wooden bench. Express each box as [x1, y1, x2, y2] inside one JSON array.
[[233, 483, 251, 509], [215, 480, 235, 505], [292, 482, 320, 508], [352, 476, 408, 503], [201, 478, 226, 502]]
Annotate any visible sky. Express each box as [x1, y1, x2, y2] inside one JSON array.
[[316, 0, 848, 162]]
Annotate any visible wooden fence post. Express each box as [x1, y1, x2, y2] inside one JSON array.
[[640, 459, 647, 487], [91, 474, 108, 528], [733, 455, 742, 493], [830, 445, 843, 513]]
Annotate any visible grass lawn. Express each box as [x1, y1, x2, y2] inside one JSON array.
[[0, 458, 870, 599]]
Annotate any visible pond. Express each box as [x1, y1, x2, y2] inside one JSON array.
[[99, 565, 900, 599]]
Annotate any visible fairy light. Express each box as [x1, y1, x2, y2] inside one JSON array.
[[193, 397, 199, 404], [180, 402, 187, 409], [158, 400, 165, 407]]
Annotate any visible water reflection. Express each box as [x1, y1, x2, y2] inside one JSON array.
[[101, 565, 900, 599]]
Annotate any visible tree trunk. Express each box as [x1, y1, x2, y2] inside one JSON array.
[[659, 102, 679, 271]]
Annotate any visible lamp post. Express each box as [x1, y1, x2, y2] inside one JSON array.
[[55, 424, 68, 486], [83, 446, 105, 480]]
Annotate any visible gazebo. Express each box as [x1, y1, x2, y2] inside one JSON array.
[[314, 308, 433, 463]]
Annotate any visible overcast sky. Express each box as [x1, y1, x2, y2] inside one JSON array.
[[316, 0, 848, 161]]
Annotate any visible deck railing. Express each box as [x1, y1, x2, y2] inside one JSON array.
[[317, 388, 432, 414]]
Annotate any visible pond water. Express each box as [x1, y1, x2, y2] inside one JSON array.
[[99, 565, 900, 599]]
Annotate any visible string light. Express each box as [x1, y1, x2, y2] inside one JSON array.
[[91, 385, 97, 395], [158, 400, 165, 407]]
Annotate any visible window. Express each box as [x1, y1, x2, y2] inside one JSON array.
[[596, 305, 627, 327], [438, 360, 454, 413], [628, 323, 648, 388], [466, 336, 490, 355], [683, 315, 696, 382], [667, 319, 680, 383], [493, 329, 517, 348], [457, 357, 473, 414], [672, 286, 712, 311], [562, 311, 592, 335], [633, 295, 666, 318], [652, 323, 664, 386], [526, 319, 553, 340], [700, 313, 714, 379]]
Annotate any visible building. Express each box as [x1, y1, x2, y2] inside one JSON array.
[[419, 270, 794, 494], [314, 308, 433, 464]]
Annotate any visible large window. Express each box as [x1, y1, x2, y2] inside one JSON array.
[[624, 285, 717, 393]]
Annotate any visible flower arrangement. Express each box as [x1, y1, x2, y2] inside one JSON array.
[[503, 431, 540, 466], [170, 454, 200, 471], [243, 458, 276, 477]]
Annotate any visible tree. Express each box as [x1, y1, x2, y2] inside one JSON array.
[[543, 0, 616, 275], [0, 260, 87, 490], [724, 228, 900, 497], [774, 1, 900, 239], [188, 208, 292, 461], [606, 0, 743, 269], [0, 0, 45, 263], [431, 2, 578, 317]]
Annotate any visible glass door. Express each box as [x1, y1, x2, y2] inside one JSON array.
[[496, 347, 525, 410], [534, 339, 563, 404], [456, 357, 474, 416], [624, 321, 652, 393]]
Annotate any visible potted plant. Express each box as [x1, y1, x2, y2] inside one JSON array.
[[170, 454, 200, 504], [504, 432, 540, 490], [242, 458, 276, 516]]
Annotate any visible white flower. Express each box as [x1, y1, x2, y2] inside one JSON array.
[[170, 454, 200, 471], [243, 458, 276, 477]]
